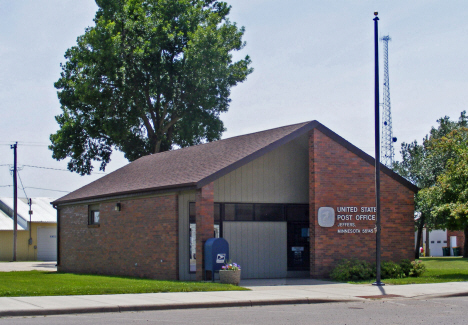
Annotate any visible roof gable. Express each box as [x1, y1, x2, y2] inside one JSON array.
[[0, 198, 56, 224], [0, 209, 26, 231], [53, 121, 314, 204], [53, 120, 418, 205]]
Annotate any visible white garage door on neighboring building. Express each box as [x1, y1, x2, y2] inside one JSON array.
[[37, 227, 57, 261]]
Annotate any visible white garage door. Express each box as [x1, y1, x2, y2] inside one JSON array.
[[223, 222, 287, 279], [429, 230, 447, 257], [37, 227, 57, 261]]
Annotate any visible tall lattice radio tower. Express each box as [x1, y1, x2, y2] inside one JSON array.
[[381, 35, 396, 167]]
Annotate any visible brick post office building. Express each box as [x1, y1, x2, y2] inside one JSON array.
[[52, 121, 418, 280]]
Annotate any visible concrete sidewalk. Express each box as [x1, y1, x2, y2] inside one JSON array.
[[1, 279, 468, 318], [0, 261, 56, 272]]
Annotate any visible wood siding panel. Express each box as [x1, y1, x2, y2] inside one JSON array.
[[214, 134, 308, 204], [223, 222, 287, 279], [251, 156, 262, 202], [0, 223, 55, 261]]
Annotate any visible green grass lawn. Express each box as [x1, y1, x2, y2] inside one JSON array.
[[353, 257, 468, 285], [0, 271, 247, 297]]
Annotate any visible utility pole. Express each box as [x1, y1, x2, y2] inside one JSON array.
[[28, 198, 33, 245], [10, 142, 18, 261]]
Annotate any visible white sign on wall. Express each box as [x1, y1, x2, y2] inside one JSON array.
[[318, 206, 377, 235], [318, 207, 335, 227]]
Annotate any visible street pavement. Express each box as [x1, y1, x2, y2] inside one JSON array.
[[1, 262, 468, 318]]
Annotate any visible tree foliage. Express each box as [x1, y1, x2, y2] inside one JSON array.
[[420, 127, 468, 257], [422, 128, 468, 228], [393, 111, 468, 258], [50, 0, 253, 175], [394, 111, 468, 190]]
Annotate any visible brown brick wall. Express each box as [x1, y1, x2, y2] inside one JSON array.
[[447, 230, 465, 255], [309, 129, 415, 278], [58, 194, 179, 279], [195, 183, 214, 281], [309, 130, 316, 273]]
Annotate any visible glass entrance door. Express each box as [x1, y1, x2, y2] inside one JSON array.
[[287, 222, 310, 271]]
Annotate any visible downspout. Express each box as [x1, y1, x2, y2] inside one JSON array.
[[28, 199, 32, 246], [52, 204, 60, 267]]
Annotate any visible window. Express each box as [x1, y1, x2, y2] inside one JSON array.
[[188, 202, 221, 273], [214, 204, 220, 238], [224, 204, 235, 221], [88, 205, 100, 225], [236, 204, 254, 221], [189, 203, 196, 273], [255, 204, 284, 221], [286, 205, 309, 222]]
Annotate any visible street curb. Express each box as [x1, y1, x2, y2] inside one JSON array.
[[0, 298, 356, 318], [427, 291, 468, 299]]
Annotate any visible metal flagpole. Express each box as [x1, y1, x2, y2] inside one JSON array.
[[372, 12, 384, 287]]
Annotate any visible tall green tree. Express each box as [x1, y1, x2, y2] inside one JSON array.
[[421, 127, 468, 257], [50, 0, 253, 175], [393, 111, 468, 258]]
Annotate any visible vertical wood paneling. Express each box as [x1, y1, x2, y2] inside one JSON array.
[[248, 222, 255, 278], [214, 178, 221, 202], [229, 172, 235, 202], [223, 172, 230, 201], [247, 162, 253, 201], [215, 134, 308, 204], [235, 169, 242, 202], [223, 222, 287, 279], [265, 151, 274, 202], [251, 158, 258, 202], [258, 225, 266, 278]]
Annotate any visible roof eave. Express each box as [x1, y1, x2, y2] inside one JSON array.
[[52, 183, 198, 207]]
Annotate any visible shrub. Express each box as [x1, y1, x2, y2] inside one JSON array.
[[410, 260, 426, 277], [380, 261, 403, 279], [399, 259, 412, 277], [330, 258, 426, 281], [330, 259, 374, 281]]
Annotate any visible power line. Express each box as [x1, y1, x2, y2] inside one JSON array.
[[0, 185, 69, 193], [21, 164, 107, 174], [24, 187, 70, 193], [17, 170, 29, 200], [1, 163, 107, 174], [0, 141, 49, 147]]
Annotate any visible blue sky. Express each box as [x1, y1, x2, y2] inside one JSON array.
[[1, 0, 467, 198]]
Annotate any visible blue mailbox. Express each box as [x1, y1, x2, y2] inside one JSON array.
[[204, 237, 229, 281]]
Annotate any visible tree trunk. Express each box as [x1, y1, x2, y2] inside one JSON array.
[[415, 215, 425, 259], [425, 227, 430, 257], [464, 225, 468, 258]]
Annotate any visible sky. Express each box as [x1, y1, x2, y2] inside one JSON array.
[[1, 0, 467, 199]]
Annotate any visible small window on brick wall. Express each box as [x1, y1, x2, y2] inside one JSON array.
[[188, 202, 220, 273], [88, 204, 100, 225]]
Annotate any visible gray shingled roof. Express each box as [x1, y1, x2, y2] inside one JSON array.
[[53, 121, 314, 204], [53, 120, 418, 205]]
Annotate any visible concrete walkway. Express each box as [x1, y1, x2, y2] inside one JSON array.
[[1, 276, 468, 318], [0, 261, 56, 272]]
